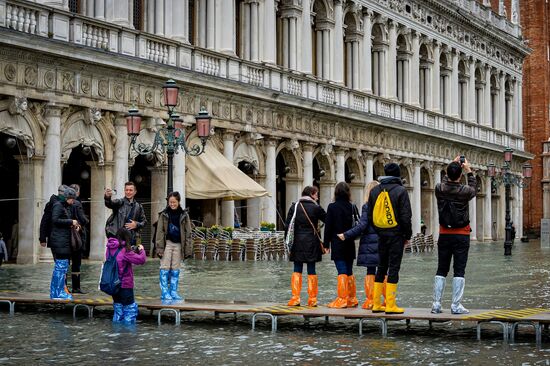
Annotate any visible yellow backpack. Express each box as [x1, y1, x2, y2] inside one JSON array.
[[373, 189, 398, 229]]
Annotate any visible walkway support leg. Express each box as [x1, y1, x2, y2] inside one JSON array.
[[251, 313, 278, 332], [158, 308, 181, 325]]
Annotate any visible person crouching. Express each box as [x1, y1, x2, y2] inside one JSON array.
[[106, 228, 146, 323]]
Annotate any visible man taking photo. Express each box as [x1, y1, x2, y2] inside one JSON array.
[[431, 156, 476, 315]]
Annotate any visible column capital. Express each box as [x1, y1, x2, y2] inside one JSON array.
[[334, 147, 348, 155], [362, 8, 374, 18], [433, 39, 442, 49], [264, 137, 280, 147], [223, 129, 239, 141], [44, 103, 69, 118], [363, 151, 376, 160], [302, 142, 316, 152]]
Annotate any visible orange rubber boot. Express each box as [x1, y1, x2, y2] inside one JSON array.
[[347, 275, 359, 308], [307, 275, 318, 307], [327, 274, 348, 308], [362, 274, 375, 310], [287, 272, 302, 306]]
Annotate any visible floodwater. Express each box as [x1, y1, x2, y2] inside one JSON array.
[[1, 241, 550, 365]]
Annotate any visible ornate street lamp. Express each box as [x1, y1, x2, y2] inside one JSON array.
[[125, 79, 211, 195], [488, 148, 532, 256]]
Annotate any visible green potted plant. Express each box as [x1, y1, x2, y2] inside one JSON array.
[[260, 221, 270, 231]]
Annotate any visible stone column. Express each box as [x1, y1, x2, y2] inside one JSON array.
[[335, 148, 346, 183], [517, 180, 524, 239], [361, 10, 373, 93], [173, 127, 187, 202], [89, 163, 108, 261], [43, 106, 63, 200], [484, 65, 492, 126], [221, 131, 235, 228], [412, 161, 421, 235], [517, 79, 523, 134], [150, 165, 167, 227], [333, 0, 344, 83], [163, 0, 173, 38], [18, 157, 42, 264], [207, 0, 215, 49], [86, 0, 95, 16], [499, 72, 506, 130], [154, 0, 164, 36], [387, 20, 397, 100], [513, 183, 520, 239], [171, 0, 189, 42], [113, 115, 129, 196], [364, 153, 374, 185], [302, 143, 314, 188], [432, 41, 441, 112], [289, 16, 297, 70], [219, 0, 235, 54], [112, 0, 130, 26], [468, 58, 476, 122], [484, 175, 492, 240], [94, 0, 105, 20], [250, 1, 259, 61], [450, 49, 459, 117], [469, 195, 477, 241], [322, 28, 330, 78], [300, 0, 312, 73], [432, 165, 442, 241], [263, 0, 276, 63], [285, 177, 302, 217], [320, 182, 335, 213], [410, 31, 420, 106], [264, 139, 277, 226], [147, 0, 155, 33]]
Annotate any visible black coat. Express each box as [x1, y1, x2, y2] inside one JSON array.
[[343, 203, 380, 268], [324, 198, 356, 261], [49, 200, 73, 256], [368, 176, 413, 240], [39, 194, 58, 244], [285, 199, 326, 263]]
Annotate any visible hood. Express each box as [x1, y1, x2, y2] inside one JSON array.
[[106, 237, 121, 249], [378, 176, 403, 185]]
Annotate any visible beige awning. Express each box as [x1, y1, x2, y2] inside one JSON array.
[[185, 139, 269, 200]]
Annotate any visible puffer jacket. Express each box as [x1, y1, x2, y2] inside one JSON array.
[[155, 207, 193, 259], [49, 200, 73, 256], [324, 198, 356, 261], [105, 237, 146, 289], [368, 176, 412, 240], [343, 203, 379, 268], [435, 173, 476, 227], [285, 198, 326, 263]]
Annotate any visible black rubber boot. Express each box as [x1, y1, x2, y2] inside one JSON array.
[[72, 274, 86, 294]]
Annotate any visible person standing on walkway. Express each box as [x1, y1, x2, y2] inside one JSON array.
[[285, 186, 327, 307], [0, 232, 8, 266], [338, 181, 386, 310], [431, 157, 476, 315], [106, 228, 147, 323], [49, 187, 79, 300], [104, 182, 147, 246], [368, 163, 412, 314], [324, 182, 358, 309], [40, 185, 68, 249], [155, 191, 193, 301], [68, 184, 89, 293]]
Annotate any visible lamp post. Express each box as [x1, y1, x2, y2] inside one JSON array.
[[487, 148, 532, 256], [125, 79, 212, 196]]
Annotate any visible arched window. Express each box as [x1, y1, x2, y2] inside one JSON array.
[[312, 0, 330, 79], [396, 33, 410, 103], [458, 59, 467, 120], [419, 43, 432, 109], [439, 52, 451, 114], [371, 23, 386, 96], [69, 0, 80, 13], [505, 79, 513, 132], [133, 0, 144, 31], [344, 12, 361, 89], [490, 73, 499, 128], [475, 67, 484, 124]]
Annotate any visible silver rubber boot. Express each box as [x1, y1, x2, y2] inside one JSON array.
[[431, 275, 446, 314], [451, 277, 469, 314]]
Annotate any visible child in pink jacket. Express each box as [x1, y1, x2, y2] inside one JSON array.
[[105, 228, 146, 323]]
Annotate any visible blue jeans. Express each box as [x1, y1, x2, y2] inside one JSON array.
[[334, 260, 354, 275], [112, 288, 135, 306], [293, 262, 316, 275]]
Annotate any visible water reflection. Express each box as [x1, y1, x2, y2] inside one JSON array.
[[1, 241, 550, 364]]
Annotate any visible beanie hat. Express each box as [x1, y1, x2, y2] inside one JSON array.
[[58, 184, 68, 195], [384, 163, 401, 178], [64, 187, 77, 200]]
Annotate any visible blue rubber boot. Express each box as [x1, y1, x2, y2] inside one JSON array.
[[112, 303, 124, 322], [50, 260, 73, 300], [159, 269, 172, 301], [169, 270, 183, 301], [122, 302, 139, 324]]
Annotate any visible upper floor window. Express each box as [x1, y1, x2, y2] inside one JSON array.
[[69, 0, 80, 13], [133, 0, 143, 31]]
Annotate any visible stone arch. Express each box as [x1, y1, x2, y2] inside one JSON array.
[[61, 109, 110, 165], [419, 40, 433, 61], [420, 166, 433, 189], [344, 153, 364, 184], [276, 143, 302, 179], [371, 22, 387, 43], [312, 148, 335, 182], [343, 9, 361, 33], [399, 163, 412, 186], [234, 138, 264, 175], [396, 32, 411, 52], [311, 0, 332, 19], [0, 98, 43, 156]]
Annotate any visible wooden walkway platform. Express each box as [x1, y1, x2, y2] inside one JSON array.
[[0, 291, 548, 343]]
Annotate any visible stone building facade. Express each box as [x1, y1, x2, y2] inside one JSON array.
[[520, 0, 550, 236], [0, 0, 531, 264]]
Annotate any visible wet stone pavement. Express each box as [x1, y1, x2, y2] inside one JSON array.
[[1, 241, 550, 365]]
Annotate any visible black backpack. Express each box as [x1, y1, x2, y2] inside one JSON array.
[[438, 199, 469, 229]]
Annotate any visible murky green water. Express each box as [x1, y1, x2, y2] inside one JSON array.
[[1, 241, 550, 365]]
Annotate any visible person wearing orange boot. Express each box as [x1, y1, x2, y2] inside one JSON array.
[[324, 182, 358, 308], [285, 186, 326, 307], [367, 163, 412, 314], [338, 181, 387, 310]]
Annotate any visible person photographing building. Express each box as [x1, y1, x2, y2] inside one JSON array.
[[431, 156, 476, 315]]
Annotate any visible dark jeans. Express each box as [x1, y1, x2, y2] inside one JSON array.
[[375, 235, 405, 284], [71, 249, 82, 273], [334, 260, 354, 276], [293, 262, 316, 275], [51, 250, 70, 260], [112, 288, 135, 306], [366, 266, 377, 275], [436, 234, 470, 278]]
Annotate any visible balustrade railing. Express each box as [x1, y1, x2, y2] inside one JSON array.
[[0, 0, 525, 153]]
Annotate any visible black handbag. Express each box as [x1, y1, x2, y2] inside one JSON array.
[[70, 225, 83, 251]]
